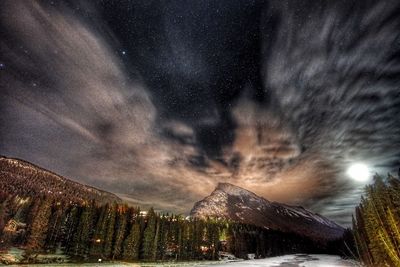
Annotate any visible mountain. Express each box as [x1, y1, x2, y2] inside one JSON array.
[[190, 182, 344, 242], [0, 156, 121, 205]]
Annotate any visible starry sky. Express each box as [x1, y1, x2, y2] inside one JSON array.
[[1, 0, 400, 226]]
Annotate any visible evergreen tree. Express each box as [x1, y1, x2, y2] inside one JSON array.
[[152, 216, 161, 260], [61, 205, 80, 255], [90, 204, 108, 258], [386, 208, 400, 255], [122, 222, 141, 260], [70, 204, 95, 259], [353, 173, 400, 266], [142, 208, 157, 260], [25, 198, 52, 253], [0, 196, 11, 249], [45, 202, 64, 252], [156, 215, 168, 260], [103, 203, 117, 258], [112, 205, 128, 260]]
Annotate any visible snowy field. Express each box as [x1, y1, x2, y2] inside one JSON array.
[[7, 254, 359, 267], [200, 254, 359, 266]]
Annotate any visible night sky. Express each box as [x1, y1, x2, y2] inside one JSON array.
[[1, 0, 400, 226]]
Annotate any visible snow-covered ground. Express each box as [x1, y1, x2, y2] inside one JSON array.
[[199, 254, 359, 267], [8, 254, 359, 267]]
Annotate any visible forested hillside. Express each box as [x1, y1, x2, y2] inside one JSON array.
[[0, 156, 120, 205], [0, 194, 342, 264], [353, 173, 400, 266]]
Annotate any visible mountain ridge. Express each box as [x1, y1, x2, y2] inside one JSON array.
[[0, 156, 121, 205], [191, 182, 344, 242]]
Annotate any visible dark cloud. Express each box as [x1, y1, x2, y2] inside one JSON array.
[[1, 0, 399, 226]]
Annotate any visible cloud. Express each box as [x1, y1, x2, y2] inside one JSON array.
[[1, 0, 399, 226], [0, 1, 218, 214], [260, 0, 400, 222]]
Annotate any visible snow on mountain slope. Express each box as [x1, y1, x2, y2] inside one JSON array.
[[191, 183, 344, 242], [0, 156, 121, 205]]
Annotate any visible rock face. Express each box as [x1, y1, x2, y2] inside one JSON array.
[[0, 156, 121, 205], [190, 182, 344, 242]]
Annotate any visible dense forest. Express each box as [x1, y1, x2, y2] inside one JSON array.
[[353, 173, 400, 266], [0, 157, 120, 205], [0, 192, 349, 264], [0, 156, 355, 264]]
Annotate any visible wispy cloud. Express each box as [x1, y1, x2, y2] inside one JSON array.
[[1, 0, 399, 226]]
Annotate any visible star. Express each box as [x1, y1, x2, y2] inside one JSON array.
[[1, 0, 399, 227]]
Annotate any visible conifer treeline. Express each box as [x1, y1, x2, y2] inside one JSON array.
[[0, 193, 333, 263], [353, 173, 400, 266]]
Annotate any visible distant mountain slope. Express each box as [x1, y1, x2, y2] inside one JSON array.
[[0, 156, 121, 205], [191, 183, 344, 242]]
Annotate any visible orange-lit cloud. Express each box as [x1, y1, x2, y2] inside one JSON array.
[[1, 0, 400, 227]]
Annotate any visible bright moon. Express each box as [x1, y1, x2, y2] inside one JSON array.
[[347, 163, 370, 182]]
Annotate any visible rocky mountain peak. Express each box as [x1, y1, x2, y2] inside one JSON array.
[[191, 182, 344, 242], [214, 182, 257, 197]]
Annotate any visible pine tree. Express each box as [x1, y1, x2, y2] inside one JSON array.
[[152, 216, 161, 260], [156, 215, 168, 260], [353, 212, 373, 265], [142, 208, 157, 260], [90, 204, 108, 258], [388, 174, 400, 215], [112, 205, 128, 260], [25, 198, 52, 253], [192, 219, 204, 259], [122, 222, 141, 260], [103, 203, 117, 258], [61, 205, 80, 254], [0, 196, 11, 249], [45, 202, 64, 252], [70, 204, 95, 259], [353, 173, 400, 266], [386, 207, 400, 262], [0, 198, 7, 231]]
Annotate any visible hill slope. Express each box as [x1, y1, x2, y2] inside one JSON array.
[[0, 156, 121, 205], [191, 182, 344, 242]]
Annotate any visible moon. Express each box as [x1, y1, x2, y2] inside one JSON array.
[[347, 163, 370, 182]]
